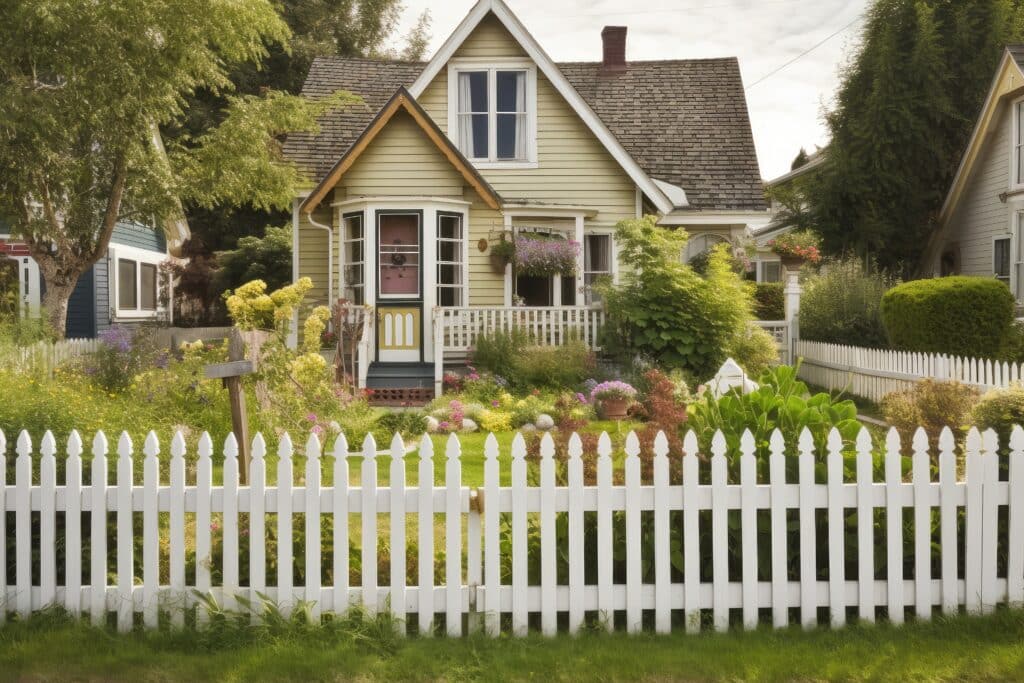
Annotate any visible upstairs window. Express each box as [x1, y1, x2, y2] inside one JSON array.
[[451, 64, 535, 165], [1017, 100, 1024, 186]]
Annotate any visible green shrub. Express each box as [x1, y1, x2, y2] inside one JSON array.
[[753, 282, 784, 320], [971, 385, 1024, 451], [800, 258, 896, 347], [881, 276, 1014, 357], [375, 409, 428, 439], [510, 340, 593, 390], [688, 365, 861, 476], [881, 380, 980, 446], [601, 217, 753, 379], [470, 328, 529, 381], [726, 323, 780, 378], [999, 321, 1024, 363]]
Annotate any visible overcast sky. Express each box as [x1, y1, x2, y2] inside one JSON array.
[[386, 0, 869, 181]]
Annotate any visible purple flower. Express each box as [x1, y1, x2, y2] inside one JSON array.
[[491, 400, 500, 407], [99, 325, 133, 354], [305, 413, 318, 423], [590, 380, 637, 403], [575, 392, 588, 405], [514, 235, 580, 276], [312, 424, 324, 436]]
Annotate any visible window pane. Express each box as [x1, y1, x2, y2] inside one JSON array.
[[438, 241, 459, 263], [459, 71, 488, 112], [344, 214, 363, 241], [585, 235, 611, 272], [497, 113, 521, 159], [764, 261, 782, 283], [438, 264, 462, 285], [118, 259, 137, 310], [561, 275, 576, 306], [140, 263, 157, 310], [439, 215, 462, 240], [438, 287, 461, 307], [378, 214, 420, 297], [996, 238, 1011, 279], [496, 71, 525, 112]]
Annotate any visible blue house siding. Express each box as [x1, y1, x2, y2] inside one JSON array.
[[95, 221, 168, 334], [65, 267, 96, 339]]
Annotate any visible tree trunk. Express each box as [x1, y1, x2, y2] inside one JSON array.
[[41, 279, 78, 340]]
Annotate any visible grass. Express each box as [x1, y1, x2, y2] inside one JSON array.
[[3, 607, 1024, 681]]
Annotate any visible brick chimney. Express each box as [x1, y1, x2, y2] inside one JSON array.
[[601, 26, 627, 71]]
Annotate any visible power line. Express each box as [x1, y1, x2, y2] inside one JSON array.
[[745, 15, 863, 89], [559, 0, 804, 16]]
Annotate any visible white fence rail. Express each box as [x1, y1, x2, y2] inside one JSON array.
[[795, 340, 1024, 403], [3, 424, 1023, 635], [2, 339, 99, 376], [436, 306, 606, 355]]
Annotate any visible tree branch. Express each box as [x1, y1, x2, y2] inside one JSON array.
[[84, 151, 128, 269]]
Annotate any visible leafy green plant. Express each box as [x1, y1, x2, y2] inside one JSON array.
[[375, 410, 427, 439], [971, 385, 1024, 452], [881, 380, 979, 447], [470, 328, 529, 381], [725, 323, 780, 378], [800, 257, 896, 347], [511, 341, 594, 390], [688, 364, 861, 475], [881, 276, 1014, 357], [601, 217, 753, 379]]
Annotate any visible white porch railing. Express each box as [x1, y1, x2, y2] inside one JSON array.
[[754, 320, 790, 365], [432, 307, 606, 395]]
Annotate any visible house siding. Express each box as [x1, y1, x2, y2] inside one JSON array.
[[297, 206, 335, 308], [418, 13, 638, 233], [945, 103, 1012, 278]]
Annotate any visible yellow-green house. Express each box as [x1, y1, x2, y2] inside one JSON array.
[[282, 0, 768, 397]]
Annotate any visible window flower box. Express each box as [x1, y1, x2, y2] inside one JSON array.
[[513, 233, 580, 277]]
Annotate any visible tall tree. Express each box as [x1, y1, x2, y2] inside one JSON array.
[[179, 1, 432, 255], [804, 0, 1024, 275], [0, 0, 348, 335]]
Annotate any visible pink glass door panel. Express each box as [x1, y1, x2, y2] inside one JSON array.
[[378, 214, 420, 297]]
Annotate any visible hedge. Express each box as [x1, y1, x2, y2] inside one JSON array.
[[753, 282, 785, 320], [880, 276, 1014, 357]]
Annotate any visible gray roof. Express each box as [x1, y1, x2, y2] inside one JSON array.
[[1008, 45, 1024, 69], [283, 55, 766, 211]]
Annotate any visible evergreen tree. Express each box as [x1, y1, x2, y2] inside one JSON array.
[[805, 0, 1024, 275]]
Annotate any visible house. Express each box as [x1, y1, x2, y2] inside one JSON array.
[[0, 219, 186, 338], [923, 46, 1024, 292], [282, 0, 769, 397]]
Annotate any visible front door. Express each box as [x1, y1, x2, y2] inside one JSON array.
[[376, 212, 422, 362]]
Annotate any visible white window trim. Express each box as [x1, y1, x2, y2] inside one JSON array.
[[1009, 208, 1024, 300], [754, 257, 782, 283], [582, 230, 618, 306], [1011, 96, 1024, 191], [436, 212, 468, 308], [993, 234, 1012, 285], [447, 59, 538, 169], [109, 243, 166, 320]]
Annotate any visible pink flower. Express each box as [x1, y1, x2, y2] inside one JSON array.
[[305, 413, 318, 423], [491, 400, 500, 407]]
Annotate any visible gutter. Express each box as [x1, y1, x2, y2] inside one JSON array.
[[305, 210, 334, 307]]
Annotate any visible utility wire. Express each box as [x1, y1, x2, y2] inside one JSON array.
[[746, 15, 863, 89]]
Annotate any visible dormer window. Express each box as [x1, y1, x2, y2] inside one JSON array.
[[449, 62, 537, 168]]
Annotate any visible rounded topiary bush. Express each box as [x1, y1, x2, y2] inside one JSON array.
[[971, 385, 1024, 451], [880, 276, 1014, 357]]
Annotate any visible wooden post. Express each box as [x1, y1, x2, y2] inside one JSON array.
[[205, 328, 254, 483]]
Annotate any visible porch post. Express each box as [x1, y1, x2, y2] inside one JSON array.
[[433, 308, 444, 397], [503, 212, 513, 307], [574, 214, 585, 305]]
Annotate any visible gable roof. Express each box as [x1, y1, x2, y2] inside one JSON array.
[[300, 87, 502, 214], [282, 3, 765, 213]]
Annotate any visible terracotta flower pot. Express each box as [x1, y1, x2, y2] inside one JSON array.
[[599, 397, 629, 420]]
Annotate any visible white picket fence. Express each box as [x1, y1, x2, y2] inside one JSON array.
[[2, 338, 99, 377], [2, 424, 1023, 635], [795, 339, 1024, 403]]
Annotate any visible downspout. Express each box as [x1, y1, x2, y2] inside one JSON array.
[[305, 210, 334, 307]]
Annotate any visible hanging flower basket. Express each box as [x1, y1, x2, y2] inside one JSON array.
[[513, 234, 580, 277], [489, 238, 515, 274], [768, 230, 822, 267]]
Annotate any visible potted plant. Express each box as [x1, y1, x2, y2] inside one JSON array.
[[514, 233, 580, 277], [489, 238, 515, 274], [590, 380, 637, 420], [768, 230, 822, 268]]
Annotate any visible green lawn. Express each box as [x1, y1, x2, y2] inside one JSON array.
[[2, 608, 1024, 681]]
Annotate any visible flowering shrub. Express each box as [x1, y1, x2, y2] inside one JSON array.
[[224, 277, 313, 332], [768, 230, 822, 264], [479, 408, 512, 433], [513, 234, 580, 276], [79, 325, 164, 393], [590, 380, 637, 402]]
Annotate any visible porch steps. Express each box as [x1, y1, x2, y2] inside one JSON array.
[[365, 362, 434, 406]]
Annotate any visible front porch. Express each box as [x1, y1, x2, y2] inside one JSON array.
[[345, 305, 608, 400]]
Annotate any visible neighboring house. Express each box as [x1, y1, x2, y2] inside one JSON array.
[[282, 0, 769, 395], [0, 220, 184, 338], [924, 46, 1024, 293], [753, 151, 828, 282]]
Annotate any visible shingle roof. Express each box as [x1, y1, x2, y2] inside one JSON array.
[[283, 55, 766, 211]]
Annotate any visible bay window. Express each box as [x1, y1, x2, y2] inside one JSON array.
[[341, 212, 365, 304], [451, 63, 535, 165]]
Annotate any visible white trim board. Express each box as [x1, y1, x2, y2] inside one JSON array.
[[408, 0, 675, 215]]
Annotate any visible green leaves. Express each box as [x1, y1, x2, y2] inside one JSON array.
[[172, 90, 355, 212]]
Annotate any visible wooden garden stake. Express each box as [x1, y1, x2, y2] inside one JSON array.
[[205, 328, 254, 483]]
